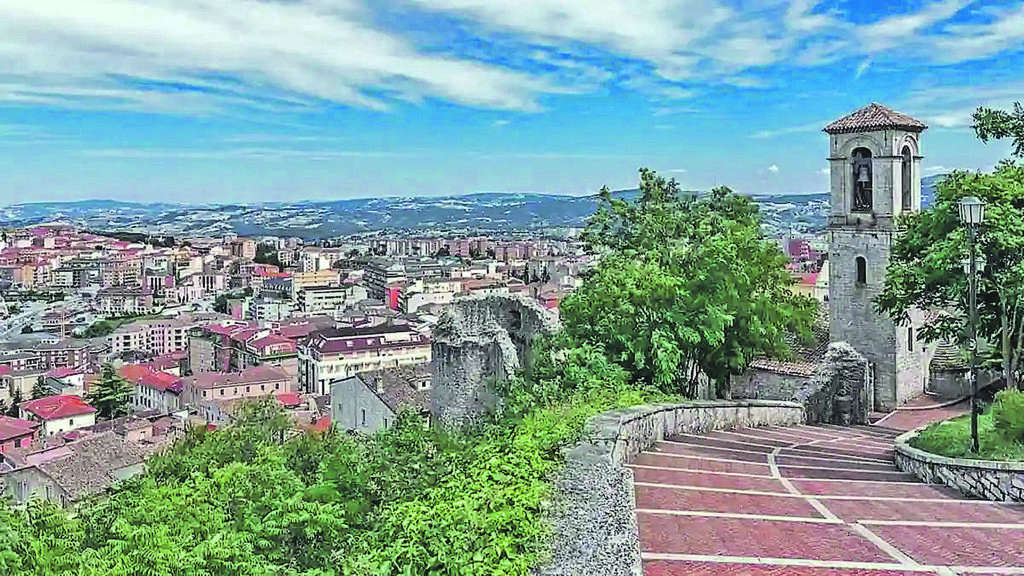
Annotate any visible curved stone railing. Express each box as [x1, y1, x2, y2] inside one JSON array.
[[894, 429, 1024, 502], [537, 400, 805, 576]]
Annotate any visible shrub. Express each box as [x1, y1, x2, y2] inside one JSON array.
[[992, 388, 1024, 442]]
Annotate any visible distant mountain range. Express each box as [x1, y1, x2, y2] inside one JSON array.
[[0, 175, 945, 239]]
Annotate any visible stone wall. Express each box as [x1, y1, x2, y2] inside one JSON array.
[[537, 400, 804, 576], [730, 370, 809, 403], [431, 293, 561, 428], [895, 429, 1024, 502], [730, 342, 869, 425]]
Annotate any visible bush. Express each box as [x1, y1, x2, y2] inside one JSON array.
[[992, 388, 1024, 442]]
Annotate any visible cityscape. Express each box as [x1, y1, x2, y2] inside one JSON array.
[[2, 1, 1024, 575]]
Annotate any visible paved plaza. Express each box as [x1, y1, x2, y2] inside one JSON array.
[[632, 419, 1024, 575]]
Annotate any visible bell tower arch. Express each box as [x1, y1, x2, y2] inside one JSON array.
[[824, 103, 927, 411]]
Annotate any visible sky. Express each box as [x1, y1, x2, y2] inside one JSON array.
[[0, 0, 1022, 205]]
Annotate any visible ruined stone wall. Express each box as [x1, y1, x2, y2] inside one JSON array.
[[431, 293, 561, 428]]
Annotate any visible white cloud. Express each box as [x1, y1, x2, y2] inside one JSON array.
[[857, 0, 971, 52], [82, 147, 418, 160], [924, 165, 952, 176], [818, 167, 830, 175], [492, 119, 510, 127], [854, 60, 871, 79], [750, 120, 828, 139], [0, 0, 551, 113], [667, 168, 687, 173], [1, 0, 1023, 117], [767, 164, 780, 174]]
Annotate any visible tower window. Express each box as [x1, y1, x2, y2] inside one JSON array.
[[901, 146, 913, 211], [855, 256, 867, 285], [852, 148, 873, 212], [361, 409, 366, 427], [908, 326, 914, 352]]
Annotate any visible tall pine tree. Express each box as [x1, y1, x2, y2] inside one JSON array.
[[87, 364, 132, 419]]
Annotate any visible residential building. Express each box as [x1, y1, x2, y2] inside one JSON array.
[[291, 269, 342, 297], [0, 431, 149, 507], [182, 365, 292, 407], [364, 259, 406, 300], [231, 238, 257, 260], [297, 284, 368, 315], [108, 316, 199, 357], [119, 364, 184, 413], [0, 416, 40, 453], [19, 395, 97, 436], [247, 295, 292, 322], [96, 287, 155, 315], [299, 321, 431, 395], [329, 364, 431, 433]]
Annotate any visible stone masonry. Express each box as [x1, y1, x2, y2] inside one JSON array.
[[826, 106, 930, 412], [536, 400, 805, 576], [431, 293, 560, 428], [895, 429, 1024, 502]]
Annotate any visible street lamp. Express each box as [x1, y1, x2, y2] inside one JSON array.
[[958, 195, 986, 453]]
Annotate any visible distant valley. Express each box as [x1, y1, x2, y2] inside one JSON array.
[[0, 176, 944, 239]]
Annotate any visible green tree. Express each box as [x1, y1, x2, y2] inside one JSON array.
[[82, 319, 115, 338], [563, 168, 815, 397], [253, 243, 282, 268], [31, 377, 53, 400], [974, 101, 1024, 158], [87, 364, 133, 419], [6, 388, 22, 417], [877, 162, 1024, 389]]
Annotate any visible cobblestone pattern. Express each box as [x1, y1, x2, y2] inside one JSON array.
[[536, 400, 804, 576], [894, 429, 1024, 502], [431, 293, 560, 428]]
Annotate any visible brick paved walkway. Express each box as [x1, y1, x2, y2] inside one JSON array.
[[633, 424, 1024, 575]]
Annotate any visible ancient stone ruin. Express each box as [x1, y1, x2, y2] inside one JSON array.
[[431, 293, 561, 428], [795, 342, 871, 425]]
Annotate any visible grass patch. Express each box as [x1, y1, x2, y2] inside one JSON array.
[[911, 389, 1024, 461]]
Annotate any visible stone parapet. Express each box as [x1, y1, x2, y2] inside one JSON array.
[[537, 400, 804, 576], [894, 429, 1024, 502]]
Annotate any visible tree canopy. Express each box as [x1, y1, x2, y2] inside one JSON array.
[[86, 364, 133, 419], [562, 168, 816, 397], [878, 105, 1024, 388]]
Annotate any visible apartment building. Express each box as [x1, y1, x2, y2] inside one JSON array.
[[298, 321, 431, 396]]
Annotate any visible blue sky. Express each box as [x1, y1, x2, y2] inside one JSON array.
[[0, 0, 1022, 205]]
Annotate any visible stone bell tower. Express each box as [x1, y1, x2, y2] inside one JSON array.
[[825, 103, 928, 411]]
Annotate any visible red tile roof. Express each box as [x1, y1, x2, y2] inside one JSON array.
[[20, 395, 97, 420], [186, 365, 289, 389], [824, 103, 927, 135], [0, 415, 39, 442], [119, 364, 183, 393]]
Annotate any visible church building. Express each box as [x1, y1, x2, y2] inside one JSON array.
[[733, 103, 945, 414], [824, 103, 932, 411]]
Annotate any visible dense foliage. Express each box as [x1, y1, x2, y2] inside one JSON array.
[[566, 169, 816, 397], [877, 111, 1024, 388], [911, 389, 1024, 460], [87, 364, 133, 420]]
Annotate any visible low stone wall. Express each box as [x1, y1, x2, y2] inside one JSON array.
[[894, 429, 1024, 502], [537, 400, 804, 576]]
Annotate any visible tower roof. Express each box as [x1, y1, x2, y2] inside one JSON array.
[[823, 103, 927, 135]]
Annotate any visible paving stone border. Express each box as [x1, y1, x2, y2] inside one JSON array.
[[894, 428, 1024, 502], [535, 399, 805, 576]]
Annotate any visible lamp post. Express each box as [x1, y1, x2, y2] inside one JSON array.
[[958, 196, 986, 453]]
